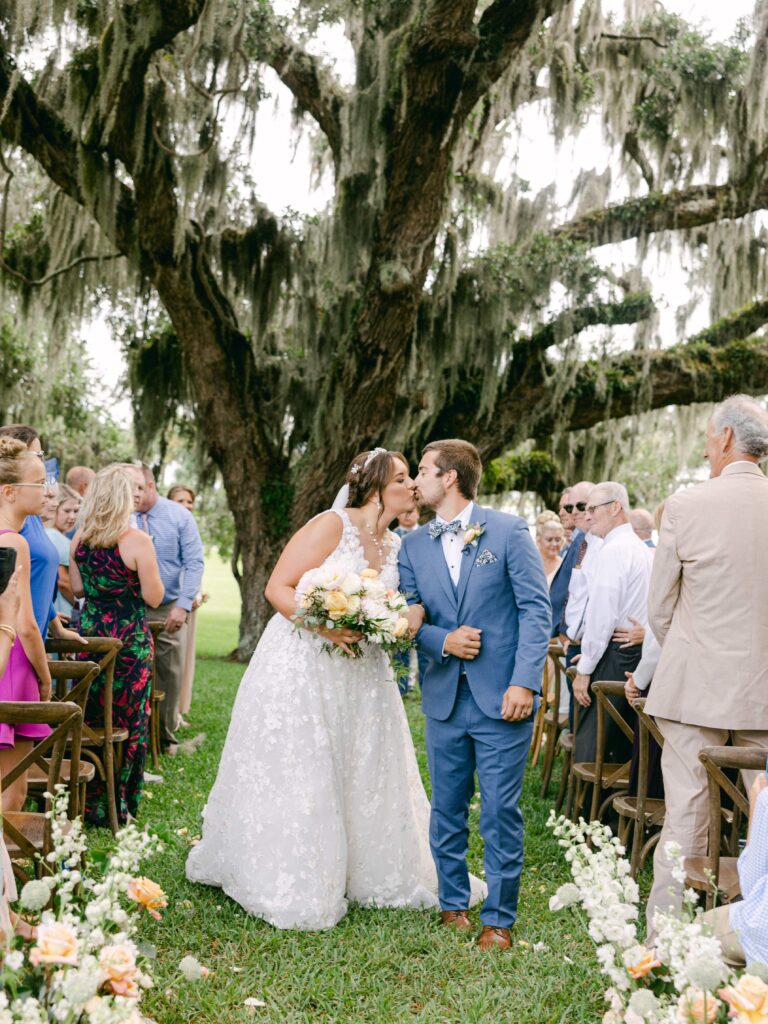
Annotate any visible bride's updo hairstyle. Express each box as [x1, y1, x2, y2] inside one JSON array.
[[345, 448, 407, 510], [0, 436, 33, 485]]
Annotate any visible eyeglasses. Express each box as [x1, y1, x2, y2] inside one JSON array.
[[585, 499, 617, 515], [561, 502, 587, 514], [15, 482, 47, 490]]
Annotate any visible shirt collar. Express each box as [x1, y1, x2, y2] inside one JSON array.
[[601, 521, 635, 547], [436, 502, 474, 528]]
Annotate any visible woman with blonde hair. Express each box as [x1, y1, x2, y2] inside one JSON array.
[[535, 510, 565, 585], [0, 437, 53, 812], [70, 464, 164, 826]]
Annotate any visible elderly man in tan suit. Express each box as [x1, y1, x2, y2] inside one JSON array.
[[645, 394, 768, 940]]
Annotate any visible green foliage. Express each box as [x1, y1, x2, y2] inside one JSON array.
[[634, 12, 749, 143], [483, 235, 602, 310], [481, 450, 566, 507]]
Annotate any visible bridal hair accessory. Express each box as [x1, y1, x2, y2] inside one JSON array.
[[364, 444, 387, 468]]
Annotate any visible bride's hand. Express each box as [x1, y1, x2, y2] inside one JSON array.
[[403, 604, 425, 635], [317, 625, 363, 656]]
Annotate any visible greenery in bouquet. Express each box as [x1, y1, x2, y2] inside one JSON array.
[[0, 787, 209, 1023], [293, 561, 413, 660], [547, 812, 768, 1024]]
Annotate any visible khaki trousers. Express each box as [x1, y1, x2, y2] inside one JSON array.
[[155, 601, 188, 746], [646, 718, 768, 939], [701, 904, 746, 967]]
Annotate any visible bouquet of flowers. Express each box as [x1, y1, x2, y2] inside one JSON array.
[[0, 786, 208, 1023], [293, 560, 413, 659], [548, 811, 768, 1024]]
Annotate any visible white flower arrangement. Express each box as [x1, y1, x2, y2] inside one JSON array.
[[0, 786, 210, 1022], [293, 560, 413, 661], [547, 811, 768, 1024]]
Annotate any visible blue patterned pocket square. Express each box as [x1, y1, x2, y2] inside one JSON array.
[[475, 549, 498, 566]]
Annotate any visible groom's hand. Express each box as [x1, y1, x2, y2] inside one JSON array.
[[444, 626, 482, 660], [501, 685, 534, 721]]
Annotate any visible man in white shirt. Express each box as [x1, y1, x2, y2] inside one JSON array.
[[572, 481, 653, 763]]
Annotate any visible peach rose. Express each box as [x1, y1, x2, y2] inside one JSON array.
[[126, 877, 167, 920], [677, 988, 722, 1023], [720, 975, 768, 1023], [393, 617, 409, 638], [360, 568, 379, 579], [463, 528, 478, 545], [29, 921, 79, 967], [99, 944, 140, 999], [625, 946, 662, 980]]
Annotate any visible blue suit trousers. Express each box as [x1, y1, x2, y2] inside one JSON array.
[[424, 679, 533, 928]]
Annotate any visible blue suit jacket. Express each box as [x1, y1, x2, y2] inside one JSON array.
[[547, 528, 583, 637], [398, 504, 551, 722]]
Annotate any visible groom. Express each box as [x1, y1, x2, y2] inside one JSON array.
[[398, 439, 551, 949]]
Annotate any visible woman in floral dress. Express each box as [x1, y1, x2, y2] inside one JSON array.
[[70, 466, 164, 826]]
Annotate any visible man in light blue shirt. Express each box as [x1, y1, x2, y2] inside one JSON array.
[[137, 464, 204, 748]]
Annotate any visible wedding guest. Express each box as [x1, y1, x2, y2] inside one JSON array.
[[701, 774, 768, 967], [64, 466, 95, 538], [558, 488, 575, 545], [70, 464, 164, 826], [0, 559, 37, 941], [0, 426, 82, 647], [45, 485, 81, 618], [40, 482, 58, 528], [0, 437, 53, 813], [629, 508, 655, 547], [168, 484, 207, 723], [394, 508, 419, 536], [167, 484, 195, 512], [65, 466, 95, 498], [550, 481, 594, 643], [645, 394, 768, 940], [535, 511, 564, 585], [572, 481, 653, 764], [137, 464, 204, 750]]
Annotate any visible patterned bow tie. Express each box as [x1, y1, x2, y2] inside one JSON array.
[[428, 519, 463, 540]]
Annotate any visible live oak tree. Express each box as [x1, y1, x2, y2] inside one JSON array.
[[0, 0, 767, 655]]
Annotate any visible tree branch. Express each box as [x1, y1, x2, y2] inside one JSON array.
[[0, 251, 123, 288], [687, 298, 768, 347], [553, 181, 768, 248], [459, 0, 569, 116], [265, 33, 346, 170], [518, 292, 655, 357]]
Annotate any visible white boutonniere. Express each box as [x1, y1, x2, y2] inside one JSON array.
[[462, 523, 485, 549]]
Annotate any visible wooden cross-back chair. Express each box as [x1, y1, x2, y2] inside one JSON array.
[[147, 620, 166, 767], [612, 697, 666, 877], [537, 644, 570, 798], [684, 745, 763, 910], [0, 701, 82, 882], [45, 637, 124, 834], [25, 660, 101, 816], [554, 667, 580, 817], [570, 680, 633, 823]]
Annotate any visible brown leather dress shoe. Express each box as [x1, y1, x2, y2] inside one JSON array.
[[440, 910, 473, 931], [476, 925, 511, 950]]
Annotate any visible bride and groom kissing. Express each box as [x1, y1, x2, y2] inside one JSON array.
[[187, 439, 552, 950]]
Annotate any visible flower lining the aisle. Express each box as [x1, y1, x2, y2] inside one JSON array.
[[547, 812, 768, 1023], [0, 787, 208, 1022]]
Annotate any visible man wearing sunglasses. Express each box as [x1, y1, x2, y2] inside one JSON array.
[[571, 481, 653, 767]]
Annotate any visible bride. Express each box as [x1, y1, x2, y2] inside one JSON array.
[[187, 448, 484, 929]]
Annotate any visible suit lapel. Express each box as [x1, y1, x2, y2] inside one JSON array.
[[456, 503, 487, 611], [424, 521, 458, 609]]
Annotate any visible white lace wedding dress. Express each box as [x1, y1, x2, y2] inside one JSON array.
[[186, 509, 484, 929]]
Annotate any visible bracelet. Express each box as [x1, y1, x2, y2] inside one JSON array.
[[0, 624, 16, 644]]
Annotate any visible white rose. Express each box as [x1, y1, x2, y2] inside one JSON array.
[[340, 573, 362, 596], [346, 595, 361, 614]]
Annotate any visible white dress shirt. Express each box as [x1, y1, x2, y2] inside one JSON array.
[[578, 522, 654, 676], [436, 502, 474, 586], [564, 532, 603, 641]]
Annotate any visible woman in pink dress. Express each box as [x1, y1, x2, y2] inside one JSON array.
[[0, 437, 53, 812]]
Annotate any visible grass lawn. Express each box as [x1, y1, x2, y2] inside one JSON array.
[[124, 557, 605, 1023]]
